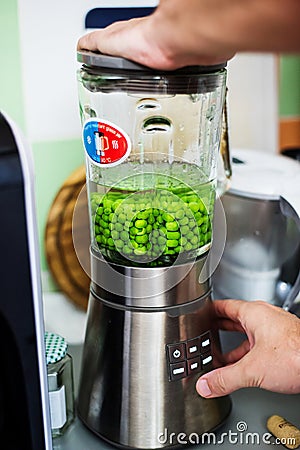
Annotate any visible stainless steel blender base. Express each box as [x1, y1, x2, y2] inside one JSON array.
[[77, 285, 231, 448]]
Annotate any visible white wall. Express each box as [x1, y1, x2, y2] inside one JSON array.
[[227, 53, 278, 153]]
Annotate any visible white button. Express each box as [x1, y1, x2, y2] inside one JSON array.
[[189, 345, 198, 354], [202, 339, 210, 347], [191, 362, 199, 370], [173, 367, 185, 375], [202, 355, 212, 365]]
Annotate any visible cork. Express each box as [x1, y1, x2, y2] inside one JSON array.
[[267, 415, 300, 449]]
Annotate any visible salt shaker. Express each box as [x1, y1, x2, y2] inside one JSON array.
[[45, 332, 75, 437]]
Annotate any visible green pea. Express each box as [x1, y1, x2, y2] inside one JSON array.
[[111, 230, 119, 240], [123, 245, 132, 255], [135, 219, 147, 228], [103, 199, 113, 210], [134, 247, 147, 255], [180, 236, 187, 246], [102, 214, 109, 222], [175, 210, 185, 219], [137, 211, 149, 220], [167, 239, 178, 248], [165, 249, 175, 255], [130, 240, 139, 249], [100, 219, 108, 229], [162, 212, 174, 222], [114, 223, 123, 232], [185, 242, 193, 251], [167, 231, 180, 240], [197, 217, 204, 226], [120, 231, 129, 241], [136, 227, 147, 236], [96, 235, 102, 243], [148, 215, 155, 225], [198, 200, 206, 213], [95, 225, 100, 234], [152, 230, 160, 238], [130, 227, 138, 235], [96, 206, 104, 216], [181, 225, 190, 235], [201, 224, 208, 233], [115, 239, 124, 249], [103, 228, 111, 237], [166, 222, 179, 232], [179, 217, 189, 226], [118, 213, 126, 224], [188, 195, 199, 203], [136, 234, 148, 244], [191, 236, 199, 245], [175, 246, 181, 253], [112, 200, 123, 211], [153, 209, 159, 217], [157, 236, 166, 246], [189, 202, 199, 213], [153, 245, 161, 254], [107, 238, 114, 247], [146, 224, 153, 233]]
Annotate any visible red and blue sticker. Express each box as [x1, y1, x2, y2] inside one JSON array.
[[83, 119, 131, 167]]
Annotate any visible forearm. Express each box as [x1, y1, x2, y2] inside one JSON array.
[[78, 0, 300, 70], [147, 0, 300, 66]]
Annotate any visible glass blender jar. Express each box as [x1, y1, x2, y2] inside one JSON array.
[[76, 51, 231, 449], [77, 52, 229, 269]]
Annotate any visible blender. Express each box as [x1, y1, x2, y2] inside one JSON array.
[[76, 51, 231, 449]]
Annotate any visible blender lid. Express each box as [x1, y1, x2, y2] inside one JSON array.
[[229, 148, 300, 216], [77, 50, 227, 73]]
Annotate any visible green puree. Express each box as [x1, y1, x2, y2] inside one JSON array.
[[90, 164, 215, 267]]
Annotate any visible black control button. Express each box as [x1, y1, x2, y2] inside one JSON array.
[[187, 357, 201, 375], [167, 343, 186, 363], [186, 337, 201, 359], [200, 332, 211, 352], [201, 352, 213, 369], [170, 361, 187, 381]]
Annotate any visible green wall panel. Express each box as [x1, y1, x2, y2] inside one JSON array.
[[32, 139, 84, 270], [279, 55, 300, 117], [0, 1, 25, 129]]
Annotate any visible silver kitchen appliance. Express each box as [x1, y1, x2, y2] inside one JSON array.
[[76, 51, 232, 449], [0, 112, 52, 450], [213, 149, 300, 311]]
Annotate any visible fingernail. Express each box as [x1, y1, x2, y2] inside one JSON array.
[[197, 378, 212, 397]]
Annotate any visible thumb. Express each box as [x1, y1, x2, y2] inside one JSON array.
[[196, 358, 254, 398]]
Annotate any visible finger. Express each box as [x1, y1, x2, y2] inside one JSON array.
[[196, 353, 257, 398], [212, 299, 247, 322], [77, 30, 102, 52], [215, 318, 245, 333], [222, 339, 250, 364]]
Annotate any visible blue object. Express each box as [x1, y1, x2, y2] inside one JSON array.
[[85, 7, 156, 29]]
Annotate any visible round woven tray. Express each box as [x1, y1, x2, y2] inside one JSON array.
[[45, 165, 90, 310]]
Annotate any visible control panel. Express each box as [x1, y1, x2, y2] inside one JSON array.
[[166, 332, 212, 381]]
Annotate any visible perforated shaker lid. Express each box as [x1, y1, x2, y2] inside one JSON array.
[[45, 331, 68, 365]]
